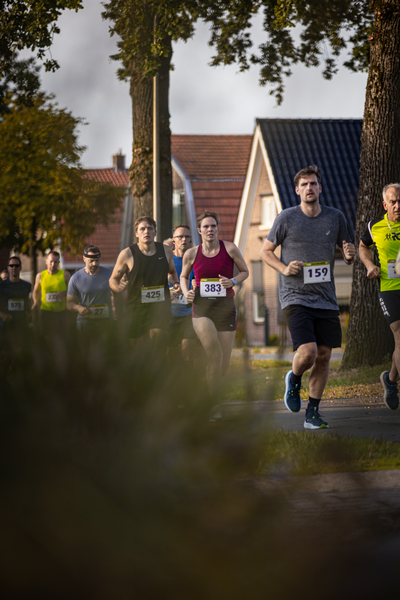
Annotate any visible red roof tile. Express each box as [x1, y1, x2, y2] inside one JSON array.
[[171, 135, 252, 241], [171, 134, 252, 181]]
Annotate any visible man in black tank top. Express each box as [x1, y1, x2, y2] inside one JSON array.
[[110, 216, 180, 344]]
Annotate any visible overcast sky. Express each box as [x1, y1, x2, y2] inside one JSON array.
[[33, 1, 368, 168]]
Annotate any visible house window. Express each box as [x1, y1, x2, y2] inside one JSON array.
[[173, 191, 185, 228], [260, 195, 276, 229], [252, 292, 265, 323], [251, 260, 264, 323]]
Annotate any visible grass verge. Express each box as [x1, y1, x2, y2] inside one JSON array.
[[260, 430, 400, 475]]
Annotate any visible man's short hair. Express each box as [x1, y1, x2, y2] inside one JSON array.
[[173, 224, 191, 235], [84, 245, 101, 256], [8, 256, 21, 266], [294, 165, 322, 187], [197, 211, 219, 227], [134, 216, 156, 231], [47, 250, 60, 260], [382, 183, 400, 201]]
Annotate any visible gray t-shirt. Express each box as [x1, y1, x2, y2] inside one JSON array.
[[267, 205, 354, 311], [67, 266, 112, 329]]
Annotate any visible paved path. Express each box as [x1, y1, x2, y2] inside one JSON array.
[[220, 395, 400, 442]]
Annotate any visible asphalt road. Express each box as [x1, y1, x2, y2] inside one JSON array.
[[220, 395, 400, 442]]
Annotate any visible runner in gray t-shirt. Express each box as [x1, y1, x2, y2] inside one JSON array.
[[67, 245, 113, 334], [260, 165, 355, 430]]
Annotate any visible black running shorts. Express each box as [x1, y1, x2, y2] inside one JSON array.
[[378, 290, 400, 325], [284, 305, 342, 351], [193, 297, 237, 332]]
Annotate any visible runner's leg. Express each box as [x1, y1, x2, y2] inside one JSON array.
[[389, 320, 400, 382], [292, 342, 317, 376], [217, 330, 236, 376], [192, 316, 222, 396], [308, 344, 332, 399]]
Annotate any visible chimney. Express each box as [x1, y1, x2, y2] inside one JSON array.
[[112, 149, 126, 172]]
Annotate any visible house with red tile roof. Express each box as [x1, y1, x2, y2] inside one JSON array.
[[171, 135, 253, 244], [62, 151, 132, 271]]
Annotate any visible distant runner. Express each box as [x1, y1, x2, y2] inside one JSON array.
[[67, 245, 113, 339], [180, 211, 249, 404], [260, 165, 355, 429], [169, 224, 196, 361], [360, 183, 400, 410], [0, 256, 31, 349], [32, 251, 71, 338], [110, 216, 180, 347]]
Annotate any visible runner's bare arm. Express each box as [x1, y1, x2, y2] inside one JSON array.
[[359, 240, 381, 278], [260, 238, 303, 276], [180, 247, 197, 302], [221, 242, 249, 288], [110, 248, 131, 293], [32, 272, 42, 309], [164, 245, 180, 291], [66, 293, 90, 315]]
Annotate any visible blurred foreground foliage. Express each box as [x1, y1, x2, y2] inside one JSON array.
[[0, 332, 398, 598]]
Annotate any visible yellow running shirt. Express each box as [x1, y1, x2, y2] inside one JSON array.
[[361, 215, 400, 292], [40, 269, 67, 311]]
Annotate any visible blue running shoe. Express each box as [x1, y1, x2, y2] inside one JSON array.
[[284, 370, 302, 413], [304, 407, 329, 429], [380, 371, 399, 410]]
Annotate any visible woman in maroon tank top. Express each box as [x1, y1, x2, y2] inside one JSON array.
[[180, 211, 249, 412]]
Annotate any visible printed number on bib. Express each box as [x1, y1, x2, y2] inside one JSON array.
[[387, 261, 400, 279], [141, 286, 165, 303], [303, 261, 331, 284], [89, 304, 109, 319], [46, 292, 61, 303], [8, 299, 24, 311], [200, 278, 226, 297], [171, 292, 187, 305]]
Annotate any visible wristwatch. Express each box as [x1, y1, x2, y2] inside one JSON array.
[[232, 278, 237, 285]]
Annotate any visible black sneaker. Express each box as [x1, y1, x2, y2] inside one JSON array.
[[284, 370, 302, 412], [380, 371, 399, 410], [304, 407, 329, 429]]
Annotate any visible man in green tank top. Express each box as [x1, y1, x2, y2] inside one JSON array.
[[360, 183, 400, 411], [32, 251, 71, 338]]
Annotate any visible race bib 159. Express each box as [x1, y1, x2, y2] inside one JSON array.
[[303, 261, 331, 284]]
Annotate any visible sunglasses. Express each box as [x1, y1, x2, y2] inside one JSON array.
[[8, 264, 21, 268]]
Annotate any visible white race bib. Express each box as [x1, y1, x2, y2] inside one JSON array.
[[88, 304, 109, 319], [8, 299, 24, 311], [46, 292, 61, 303], [141, 286, 165, 303], [387, 260, 400, 279], [200, 278, 227, 297], [303, 261, 331, 284], [171, 292, 188, 305]]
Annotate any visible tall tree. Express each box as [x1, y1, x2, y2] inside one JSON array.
[[102, 1, 199, 242], [0, 94, 124, 280], [0, 1, 83, 74]]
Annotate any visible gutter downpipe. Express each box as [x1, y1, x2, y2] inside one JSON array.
[[171, 156, 199, 245]]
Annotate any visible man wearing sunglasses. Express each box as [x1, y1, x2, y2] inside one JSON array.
[[0, 257, 32, 347]]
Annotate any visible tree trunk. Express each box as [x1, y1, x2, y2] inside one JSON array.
[[29, 218, 37, 284], [128, 35, 172, 244], [342, 0, 400, 368]]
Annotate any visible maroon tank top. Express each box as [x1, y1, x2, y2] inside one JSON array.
[[193, 240, 235, 297]]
